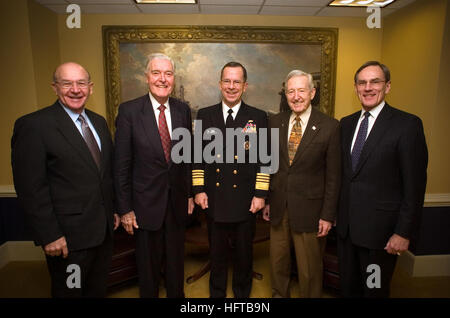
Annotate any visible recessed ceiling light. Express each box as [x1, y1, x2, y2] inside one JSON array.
[[135, 0, 197, 4], [328, 0, 395, 7]]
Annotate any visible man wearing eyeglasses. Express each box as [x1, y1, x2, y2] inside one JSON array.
[[11, 62, 120, 297], [337, 61, 428, 297], [193, 62, 269, 298]]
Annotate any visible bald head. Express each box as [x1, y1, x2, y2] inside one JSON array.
[[51, 62, 93, 114], [53, 62, 91, 83]]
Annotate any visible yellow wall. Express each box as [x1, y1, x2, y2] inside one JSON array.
[[28, 0, 60, 107], [432, 1, 450, 193], [0, 0, 60, 186], [0, 0, 38, 185], [55, 14, 382, 119], [1, 0, 449, 197], [382, 0, 449, 193]]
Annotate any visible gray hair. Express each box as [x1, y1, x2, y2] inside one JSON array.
[[284, 70, 314, 90], [145, 53, 175, 74]]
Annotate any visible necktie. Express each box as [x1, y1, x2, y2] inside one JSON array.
[[288, 116, 302, 165], [78, 114, 101, 169], [351, 111, 370, 171], [158, 105, 171, 163], [226, 108, 234, 127]]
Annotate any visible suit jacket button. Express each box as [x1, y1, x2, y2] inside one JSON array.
[[216, 182, 220, 187], [217, 154, 221, 159], [233, 170, 237, 175], [216, 168, 220, 173]]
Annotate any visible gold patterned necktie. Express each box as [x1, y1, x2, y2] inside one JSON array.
[[288, 116, 302, 165]]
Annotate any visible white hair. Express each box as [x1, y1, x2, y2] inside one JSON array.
[[284, 69, 314, 90], [145, 53, 175, 74]]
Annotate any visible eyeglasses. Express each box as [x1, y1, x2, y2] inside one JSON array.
[[221, 79, 244, 87], [55, 80, 91, 89], [356, 79, 385, 88]]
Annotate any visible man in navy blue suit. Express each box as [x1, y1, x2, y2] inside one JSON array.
[[337, 61, 428, 297], [114, 53, 194, 298]]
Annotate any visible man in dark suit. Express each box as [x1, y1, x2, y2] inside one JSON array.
[[11, 62, 120, 297], [193, 62, 269, 298], [337, 61, 428, 297], [263, 70, 341, 298], [114, 53, 194, 298]]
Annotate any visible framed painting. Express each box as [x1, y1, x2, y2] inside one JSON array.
[[103, 25, 338, 132]]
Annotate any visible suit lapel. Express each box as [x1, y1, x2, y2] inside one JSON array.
[[343, 112, 360, 172], [234, 103, 249, 129], [169, 98, 182, 132], [52, 103, 99, 174], [291, 108, 322, 165], [86, 110, 109, 178], [212, 103, 226, 132], [140, 95, 167, 163], [277, 111, 290, 166], [353, 104, 394, 176]]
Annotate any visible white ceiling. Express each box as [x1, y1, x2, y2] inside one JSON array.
[[34, 0, 417, 17]]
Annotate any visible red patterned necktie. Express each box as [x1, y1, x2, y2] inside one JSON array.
[[158, 105, 171, 163]]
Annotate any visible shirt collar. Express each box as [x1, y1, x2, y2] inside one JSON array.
[[59, 100, 87, 123], [222, 101, 241, 116], [361, 101, 385, 120], [149, 92, 170, 112], [290, 104, 312, 126]]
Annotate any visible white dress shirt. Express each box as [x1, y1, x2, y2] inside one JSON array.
[[287, 105, 312, 144], [222, 101, 241, 124], [350, 101, 385, 152], [149, 92, 172, 138], [60, 102, 102, 150]]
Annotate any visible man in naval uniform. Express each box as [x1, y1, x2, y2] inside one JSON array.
[[193, 62, 269, 298]]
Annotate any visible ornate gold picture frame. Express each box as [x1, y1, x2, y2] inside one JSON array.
[[103, 25, 338, 132]]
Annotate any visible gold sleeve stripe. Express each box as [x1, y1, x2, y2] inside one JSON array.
[[255, 173, 270, 191], [193, 179, 204, 186], [255, 181, 269, 191], [192, 170, 204, 186]]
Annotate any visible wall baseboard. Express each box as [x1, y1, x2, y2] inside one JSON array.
[[0, 241, 45, 269], [424, 193, 450, 206], [1, 241, 449, 277], [0, 185, 16, 198], [397, 250, 450, 277], [2, 185, 449, 205]]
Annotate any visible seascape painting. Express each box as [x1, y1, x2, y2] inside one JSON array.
[[119, 42, 321, 118], [103, 26, 337, 130]]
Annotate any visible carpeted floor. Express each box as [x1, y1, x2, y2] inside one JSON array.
[[0, 241, 449, 298]]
